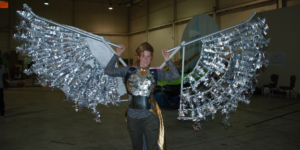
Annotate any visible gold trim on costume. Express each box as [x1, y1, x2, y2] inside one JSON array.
[[150, 102, 166, 150], [126, 80, 132, 94], [149, 97, 156, 103], [125, 102, 166, 150], [140, 67, 148, 75]]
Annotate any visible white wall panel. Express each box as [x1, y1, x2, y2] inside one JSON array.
[[148, 27, 174, 67], [129, 0, 147, 33], [130, 0, 175, 31], [175, 23, 187, 46], [77, 2, 91, 31], [150, 0, 173, 13], [90, 3, 128, 33], [218, 2, 276, 29], [76, 1, 128, 33], [177, 0, 215, 20], [130, 0, 147, 20], [130, 16, 147, 32], [149, 6, 174, 28], [91, 3, 110, 33], [129, 33, 147, 66], [287, 0, 300, 6]]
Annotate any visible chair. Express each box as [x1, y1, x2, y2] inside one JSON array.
[[262, 74, 279, 97], [279, 75, 296, 98]]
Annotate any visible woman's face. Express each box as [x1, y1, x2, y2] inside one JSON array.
[[138, 51, 152, 67]]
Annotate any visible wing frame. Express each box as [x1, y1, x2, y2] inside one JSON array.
[[161, 12, 270, 126]]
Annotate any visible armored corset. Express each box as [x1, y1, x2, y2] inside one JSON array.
[[127, 70, 156, 97], [126, 69, 157, 110]]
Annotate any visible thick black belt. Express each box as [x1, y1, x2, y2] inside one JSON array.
[[129, 95, 152, 110]]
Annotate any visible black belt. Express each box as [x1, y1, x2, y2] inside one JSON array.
[[129, 95, 152, 110]]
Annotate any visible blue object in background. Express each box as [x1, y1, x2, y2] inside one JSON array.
[[155, 92, 168, 107], [181, 14, 219, 69], [155, 92, 180, 108]]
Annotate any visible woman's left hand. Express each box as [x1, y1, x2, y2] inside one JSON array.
[[162, 49, 170, 61]]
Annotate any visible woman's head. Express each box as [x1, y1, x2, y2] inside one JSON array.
[[135, 42, 153, 67]]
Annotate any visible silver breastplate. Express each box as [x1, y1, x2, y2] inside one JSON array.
[[127, 70, 156, 97]]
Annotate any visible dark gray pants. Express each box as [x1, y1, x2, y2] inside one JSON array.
[[127, 113, 159, 150]]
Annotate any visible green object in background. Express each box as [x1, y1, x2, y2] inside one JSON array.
[[1, 57, 9, 69], [157, 73, 189, 86], [157, 69, 189, 86]]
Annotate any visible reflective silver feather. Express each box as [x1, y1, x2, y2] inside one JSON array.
[[14, 4, 122, 122], [179, 17, 270, 127]]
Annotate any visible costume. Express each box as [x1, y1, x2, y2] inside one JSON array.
[[105, 54, 180, 150], [14, 4, 270, 131]]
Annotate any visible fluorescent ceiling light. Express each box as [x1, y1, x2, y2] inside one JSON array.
[[44, 0, 49, 5], [108, 3, 113, 10]]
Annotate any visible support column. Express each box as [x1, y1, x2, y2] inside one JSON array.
[[173, 0, 176, 43], [213, 12, 217, 21], [173, 0, 179, 61], [213, 0, 218, 22], [146, 0, 149, 42], [128, 6, 131, 65], [9, 0, 13, 53], [278, 0, 282, 8], [72, 0, 77, 26], [212, 0, 219, 30]]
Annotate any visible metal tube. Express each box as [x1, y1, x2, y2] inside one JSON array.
[[119, 99, 129, 102], [179, 46, 186, 113], [159, 46, 181, 69], [107, 42, 122, 49]]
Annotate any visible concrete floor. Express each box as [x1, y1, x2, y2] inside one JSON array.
[[1, 86, 300, 150]]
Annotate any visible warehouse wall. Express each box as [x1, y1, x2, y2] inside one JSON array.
[[218, 1, 277, 29], [0, 0, 129, 61], [128, 33, 147, 66], [1, 0, 300, 89], [128, 0, 300, 89], [255, 4, 300, 90], [288, 0, 300, 6]]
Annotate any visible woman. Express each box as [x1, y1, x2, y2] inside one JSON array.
[[105, 42, 180, 150]]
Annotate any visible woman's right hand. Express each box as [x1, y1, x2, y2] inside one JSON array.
[[115, 44, 125, 56]]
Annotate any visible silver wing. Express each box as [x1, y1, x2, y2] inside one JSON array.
[[177, 15, 269, 126], [13, 4, 126, 122]]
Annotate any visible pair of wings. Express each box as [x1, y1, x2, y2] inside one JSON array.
[[14, 4, 269, 123], [14, 4, 126, 122]]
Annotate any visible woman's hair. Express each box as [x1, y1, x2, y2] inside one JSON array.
[[135, 42, 154, 65]]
